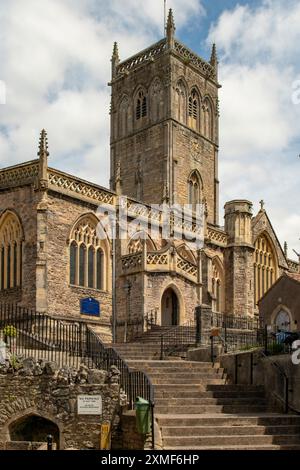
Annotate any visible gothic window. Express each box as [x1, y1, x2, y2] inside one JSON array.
[[175, 81, 187, 124], [136, 90, 147, 121], [188, 171, 202, 211], [203, 98, 213, 140], [69, 215, 107, 291], [70, 242, 77, 285], [212, 258, 224, 313], [150, 78, 164, 122], [0, 211, 23, 291], [188, 89, 200, 131], [119, 95, 129, 137], [254, 234, 277, 306]]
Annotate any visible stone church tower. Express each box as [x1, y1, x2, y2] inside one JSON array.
[[110, 10, 220, 225]]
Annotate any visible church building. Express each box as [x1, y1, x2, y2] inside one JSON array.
[[0, 10, 298, 342]]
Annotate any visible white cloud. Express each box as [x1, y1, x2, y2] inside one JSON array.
[[208, 0, 300, 258], [0, 0, 202, 185]]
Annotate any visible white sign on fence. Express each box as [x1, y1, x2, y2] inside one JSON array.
[[77, 395, 102, 415]]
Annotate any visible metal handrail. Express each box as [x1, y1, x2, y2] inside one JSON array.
[[159, 320, 196, 360], [260, 351, 300, 415]]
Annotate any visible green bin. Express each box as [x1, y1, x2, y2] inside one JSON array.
[[135, 397, 151, 434]]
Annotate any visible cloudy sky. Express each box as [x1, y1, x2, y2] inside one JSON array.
[[0, 0, 299, 259]]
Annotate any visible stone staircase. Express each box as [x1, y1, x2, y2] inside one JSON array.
[[112, 342, 300, 450]]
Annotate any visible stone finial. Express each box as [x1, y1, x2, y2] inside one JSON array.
[[210, 43, 218, 67], [111, 42, 120, 79], [38, 129, 49, 159], [284, 241, 288, 257], [166, 9, 175, 48], [210, 43, 218, 79], [112, 42, 119, 61], [37, 129, 49, 191], [259, 200, 265, 211]]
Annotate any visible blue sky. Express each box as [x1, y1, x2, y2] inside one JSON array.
[[0, 0, 299, 259]]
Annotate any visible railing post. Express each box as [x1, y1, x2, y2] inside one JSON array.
[[151, 401, 155, 450], [47, 435, 53, 451], [264, 324, 268, 355], [234, 355, 238, 384], [160, 336, 164, 361], [210, 336, 214, 366], [195, 306, 201, 346], [250, 353, 253, 385], [284, 376, 289, 414], [224, 319, 228, 354]]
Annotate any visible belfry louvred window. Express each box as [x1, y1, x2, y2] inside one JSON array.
[[188, 89, 199, 130], [136, 90, 147, 120]]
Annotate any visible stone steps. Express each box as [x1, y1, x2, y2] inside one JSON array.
[[147, 371, 224, 379], [162, 424, 300, 437], [151, 378, 226, 385], [156, 414, 300, 427], [127, 361, 214, 369], [155, 397, 267, 406], [109, 340, 300, 451], [164, 445, 300, 451], [155, 389, 266, 399], [155, 404, 268, 414], [162, 434, 300, 447]]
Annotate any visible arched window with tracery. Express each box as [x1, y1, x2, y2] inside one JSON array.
[[254, 234, 277, 306], [0, 211, 23, 291], [212, 258, 224, 313], [188, 171, 202, 211], [69, 215, 107, 291], [136, 89, 147, 121], [188, 88, 200, 131], [203, 98, 213, 140], [150, 78, 164, 122], [175, 81, 187, 124], [119, 95, 129, 137]]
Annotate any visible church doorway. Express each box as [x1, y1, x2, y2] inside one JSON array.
[[9, 414, 60, 449], [161, 288, 179, 326]]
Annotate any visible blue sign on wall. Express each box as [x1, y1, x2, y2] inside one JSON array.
[[80, 298, 100, 317]]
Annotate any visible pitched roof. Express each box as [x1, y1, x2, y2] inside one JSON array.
[[286, 272, 300, 283], [258, 271, 300, 304]]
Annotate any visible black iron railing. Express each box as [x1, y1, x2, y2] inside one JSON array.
[[0, 303, 155, 448], [212, 312, 262, 331], [159, 320, 196, 360], [144, 309, 159, 331]]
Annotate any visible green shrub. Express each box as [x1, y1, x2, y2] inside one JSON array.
[[3, 325, 17, 338], [9, 354, 21, 371]]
